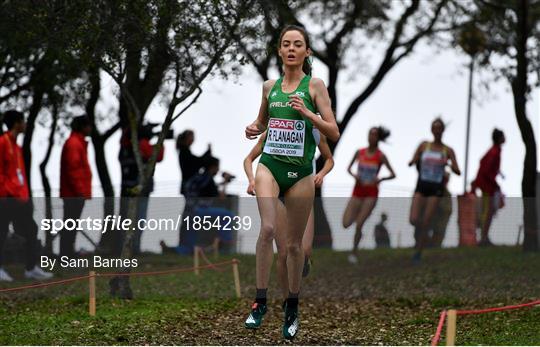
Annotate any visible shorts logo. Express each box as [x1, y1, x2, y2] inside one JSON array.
[[288, 172, 298, 178]]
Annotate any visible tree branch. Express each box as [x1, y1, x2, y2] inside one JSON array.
[[172, 87, 202, 122], [338, 0, 421, 135], [327, 1, 363, 51], [237, 37, 271, 80], [476, 0, 512, 11], [142, 0, 253, 189], [103, 121, 121, 139], [397, 0, 447, 50]]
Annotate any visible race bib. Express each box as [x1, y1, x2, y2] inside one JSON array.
[[420, 151, 446, 183], [357, 163, 379, 185], [263, 118, 305, 157]]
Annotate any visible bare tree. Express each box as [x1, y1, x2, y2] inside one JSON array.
[[88, 0, 256, 298]]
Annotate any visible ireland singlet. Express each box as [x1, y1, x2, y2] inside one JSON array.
[[262, 75, 317, 166], [259, 75, 318, 194]]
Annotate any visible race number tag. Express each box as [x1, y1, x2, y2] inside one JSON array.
[[420, 150, 446, 183], [263, 118, 305, 157], [357, 163, 379, 185]]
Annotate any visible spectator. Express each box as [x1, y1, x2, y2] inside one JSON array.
[[471, 128, 505, 247], [60, 116, 92, 257], [0, 110, 53, 281], [374, 213, 390, 248], [176, 130, 212, 249], [175, 157, 235, 254], [185, 157, 225, 199], [176, 130, 212, 195]]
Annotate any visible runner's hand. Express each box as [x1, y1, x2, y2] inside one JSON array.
[[314, 173, 324, 188], [246, 123, 264, 139], [289, 95, 309, 117], [247, 180, 256, 196]]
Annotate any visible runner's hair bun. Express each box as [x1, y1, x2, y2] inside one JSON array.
[[376, 126, 390, 142]]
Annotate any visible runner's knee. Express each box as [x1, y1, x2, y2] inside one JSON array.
[[286, 242, 302, 257], [259, 223, 276, 243], [342, 215, 353, 229]]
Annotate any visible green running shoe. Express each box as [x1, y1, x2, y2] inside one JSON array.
[[282, 303, 299, 340], [244, 302, 267, 329]]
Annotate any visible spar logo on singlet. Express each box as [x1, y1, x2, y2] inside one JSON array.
[[269, 118, 295, 129], [263, 118, 306, 157]]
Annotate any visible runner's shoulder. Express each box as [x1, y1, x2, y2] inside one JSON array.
[[263, 79, 277, 92], [309, 77, 326, 89], [443, 144, 455, 156]]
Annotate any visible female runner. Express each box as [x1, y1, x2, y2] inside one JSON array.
[[342, 126, 396, 264], [408, 118, 460, 262], [244, 25, 339, 339]]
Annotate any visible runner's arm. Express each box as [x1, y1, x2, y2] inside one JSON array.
[[317, 135, 334, 177], [408, 142, 426, 167], [378, 153, 396, 183], [243, 133, 265, 195], [245, 80, 275, 139], [447, 147, 461, 175], [314, 135, 334, 187], [291, 78, 339, 141], [347, 150, 358, 179]]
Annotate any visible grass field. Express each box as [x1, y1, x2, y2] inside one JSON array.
[[1, 247, 539, 345]]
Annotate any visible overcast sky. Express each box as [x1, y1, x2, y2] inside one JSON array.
[[29, 41, 539, 198]]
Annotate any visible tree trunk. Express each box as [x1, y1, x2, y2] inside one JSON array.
[[313, 155, 333, 247], [22, 87, 44, 193], [327, 64, 339, 113], [84, 71, 120, 254], [109, 55, 170, 297], [93, 135, 118, 253], [109, 195, 139, 300], [39, 104, 58, 254], [314, 186, 333, 248], [513, 0, 538, 251]]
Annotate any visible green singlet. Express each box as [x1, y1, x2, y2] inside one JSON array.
[[259, 74, 317, 195]]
